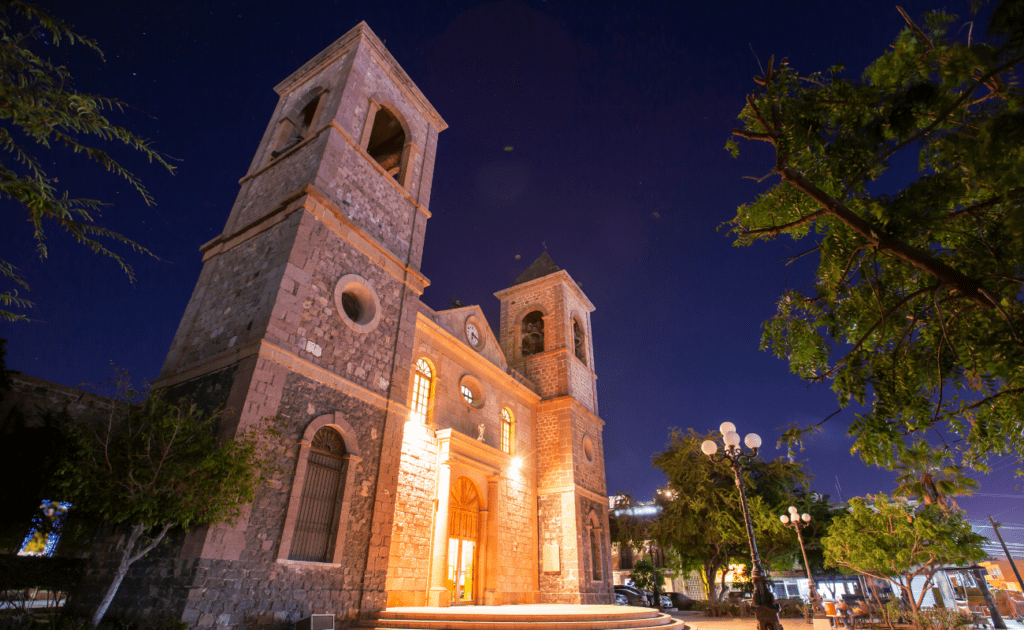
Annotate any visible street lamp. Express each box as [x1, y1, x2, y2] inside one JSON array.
[[781, 506, 823, 624], [701, 423, 782, 630]]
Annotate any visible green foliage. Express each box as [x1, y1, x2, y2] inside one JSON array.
[[649, 429, 809, 602], [630, 556, 665, 594], [0, 1, 174, 322], [822, 495, 986, 615], [50, 373, 277, 627], [727, 1, 1024, 475], [608, 492, 653, 554], [53, 392, 273, 534]]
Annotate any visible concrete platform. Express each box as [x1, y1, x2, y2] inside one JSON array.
[[359, 604, 687, 630]]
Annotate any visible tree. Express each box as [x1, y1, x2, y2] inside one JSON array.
[[649, 429, 808, 602], [51, 380, 276, 627], [0, 1, 174, 322], [726, 1, 1024, 474], [630, 555, 666, 600], [892, 439, 978, 512], [822, 494, 986, 619]]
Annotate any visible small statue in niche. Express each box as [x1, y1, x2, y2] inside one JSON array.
[[477, 423, 485, 441]]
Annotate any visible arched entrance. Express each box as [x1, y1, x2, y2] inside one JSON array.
[[446, 477, 480, 604]]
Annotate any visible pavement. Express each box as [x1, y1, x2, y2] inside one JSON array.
[[667, 610, 1024, 630]]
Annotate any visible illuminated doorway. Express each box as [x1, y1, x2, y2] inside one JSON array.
[[446, 477, 480, 604]]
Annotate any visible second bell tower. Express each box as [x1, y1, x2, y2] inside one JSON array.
[[495, 253, 614, 605]]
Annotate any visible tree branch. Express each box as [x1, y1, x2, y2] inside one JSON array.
[[127, 522, 173, 565], [839, 53, 1024, 200], [779, 166, 997, 309], [940, 195, 1002, 222], [818, 285, 937, 379], [739, 209, 826, 237]]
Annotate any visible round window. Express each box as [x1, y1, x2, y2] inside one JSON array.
[[334, 273, 382, 333], [459, 375, 485, 410], [583, 436, 595, 463]]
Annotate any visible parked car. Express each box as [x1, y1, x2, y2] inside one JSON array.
[[615, 592, 629, 606], [664, 591, 696, 610], [659, 594, 674, 609], [614, 585, 650, 607]]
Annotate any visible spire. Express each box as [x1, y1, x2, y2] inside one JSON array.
[[512, 252, 561, 286]]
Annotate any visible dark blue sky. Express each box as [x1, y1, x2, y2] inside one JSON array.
[[1, 0, 1020, 549]]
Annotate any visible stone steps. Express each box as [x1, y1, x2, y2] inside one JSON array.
[[357, 605, 687, 630]]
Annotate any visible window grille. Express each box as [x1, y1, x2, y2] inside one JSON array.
[[289, 427, 347, 562]]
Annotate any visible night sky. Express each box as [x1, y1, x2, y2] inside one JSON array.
[[1, 1, 1020, 551]]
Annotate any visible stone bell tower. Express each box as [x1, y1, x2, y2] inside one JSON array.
[[494, 253, 614, 604], [142, 23, 446, 627]]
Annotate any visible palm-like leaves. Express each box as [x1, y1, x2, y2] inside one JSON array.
[[892, 441, 978, 513]]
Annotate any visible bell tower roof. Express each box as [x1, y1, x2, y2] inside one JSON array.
[[512, 252, 561, 287]]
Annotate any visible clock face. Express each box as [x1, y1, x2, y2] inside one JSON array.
[[466, 322, 480, 347]]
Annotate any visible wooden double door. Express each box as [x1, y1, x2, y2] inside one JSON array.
[[447, 477, 480, 604]]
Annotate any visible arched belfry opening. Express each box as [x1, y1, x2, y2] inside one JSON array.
[[573, 319, 586, 363], [366, 106, 406, 179], [272, 93, 323, 159], [521, 311, 544, 357]]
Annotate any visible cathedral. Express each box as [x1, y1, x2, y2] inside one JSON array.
[[84, 21, 615, 628]]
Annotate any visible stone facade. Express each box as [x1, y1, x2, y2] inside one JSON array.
[[66, 21, 613, 629]]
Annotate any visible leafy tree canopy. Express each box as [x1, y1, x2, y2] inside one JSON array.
[[0, 1, 174, 322], [630, 555, 667, 596], [727, 1, 1024, 474], [649, 429, 809, 602], [822, 494, 986, 615], [51, 376, 277, 627]]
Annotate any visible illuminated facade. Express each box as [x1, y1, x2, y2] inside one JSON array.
[[69, 22, 613, 629]]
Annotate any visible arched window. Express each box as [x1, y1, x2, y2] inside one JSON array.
[[289, 426, 347, 562], [521, 311, 544, 357], [573, 319, 586, 363], [588, 512, 604, 581], [500, 408, 514, 454], [365, 106, 406, 180], [410, 358, 433, 424], [272, 93, 322, 159]]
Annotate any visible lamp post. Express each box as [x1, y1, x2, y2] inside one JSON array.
[[702, 423, 783, 630], [781, 506, 823, 624]]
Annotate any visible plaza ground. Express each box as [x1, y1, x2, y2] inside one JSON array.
[[670, 610, 1024, 630]]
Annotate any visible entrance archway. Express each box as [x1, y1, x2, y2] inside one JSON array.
[[446, 477, 480, 604]]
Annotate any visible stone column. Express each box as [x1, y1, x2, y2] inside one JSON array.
[[484, 475, 500, 605], [358, 99, 381, 149], [428, 461, 452, 607], [477, 505, 488, 605]]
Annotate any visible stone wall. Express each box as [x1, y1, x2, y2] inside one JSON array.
[[384, 421, 437, 607], [496, 462, 538, 602], [159, 212, 300, 380], [0, 374, 119, 429]]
